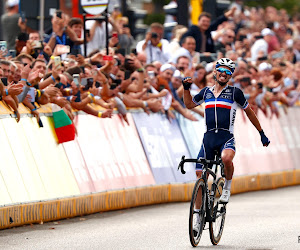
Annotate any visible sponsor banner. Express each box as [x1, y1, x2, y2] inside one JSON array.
[[63, 139, 96, 194], [0, 119, 28, 204], [73, 113, 155, 192], [234, 109, 293, 176], [175, 112, 205, 158], [132, 112, 196, 184], [278, 107, 300, 168], [24, 117, 80, 199]]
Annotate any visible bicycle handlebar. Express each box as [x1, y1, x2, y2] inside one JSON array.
[[177, 155, 222, 175]]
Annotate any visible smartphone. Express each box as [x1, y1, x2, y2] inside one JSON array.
[[112, 32, 118, 38], [85, 29, 90, 37], [148, 71, 155, 79], [1, 77, 8, 86], [81, 78, 87, 86], [55, 44, 70, 54], [32, 40, 43, 49], [73, 74, 80, 87], [53, 56, 61, 66], [0, 41, 7, 56], [9, 50, 16, 57], [103, 55, 113, 61], [20, 11, 26, 23], [56, 10, 62, 19], [294, 79, 299, 88]]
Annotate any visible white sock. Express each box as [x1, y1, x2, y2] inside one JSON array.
[[224, 179, 232, 190]]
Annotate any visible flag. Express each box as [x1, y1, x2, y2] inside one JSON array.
[[52, 104, 75, 143]]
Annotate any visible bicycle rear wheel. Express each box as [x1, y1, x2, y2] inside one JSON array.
[[209, 177, 226, 245], [189, 178, 206, 247]]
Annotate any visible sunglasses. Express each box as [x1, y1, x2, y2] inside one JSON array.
[[216, 68, 232, 75]]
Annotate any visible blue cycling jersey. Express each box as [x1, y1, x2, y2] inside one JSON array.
[[193, 85, 249, 134]]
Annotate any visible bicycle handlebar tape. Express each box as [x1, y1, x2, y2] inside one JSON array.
[[182, 77, 192, 90]]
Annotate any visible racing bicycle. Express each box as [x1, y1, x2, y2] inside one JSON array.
[[178, 152, 226, 247]]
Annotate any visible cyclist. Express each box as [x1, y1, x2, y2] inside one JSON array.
[[182, 58, 270, 233]]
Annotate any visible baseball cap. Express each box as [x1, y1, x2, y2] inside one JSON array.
[[160, 63, 176, 73], [261, 28, 274, 37], [6, 0, 19, 7]]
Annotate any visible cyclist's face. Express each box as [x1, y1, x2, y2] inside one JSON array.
[[214, 66, 232, 85]]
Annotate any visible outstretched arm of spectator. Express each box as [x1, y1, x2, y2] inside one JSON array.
[[65, 25, 83, 44], [39, 66, 60, 89], [209, 6, 237, 31]]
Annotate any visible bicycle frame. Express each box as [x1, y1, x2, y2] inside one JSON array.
[[178, 155, 225, 222]]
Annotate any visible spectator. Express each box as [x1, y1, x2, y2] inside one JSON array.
[[168, 25, 188, 54], [250, 29, 272, 62], [68, 18, 84, 55], [20, 31, 52, 60], [136, 23, 170, 64], [169, 36, 198, 69], [116, 17, 134, 54], [1, 0, 22, 50], [214, 29, 235, 55], [180, 7, 237, 53], [45, 10, 82, 57], [84, 15, 118, 56]]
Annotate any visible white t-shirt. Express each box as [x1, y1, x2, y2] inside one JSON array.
[[251, 39, 268, 62], [136, 39, 170, 64], [83, 20, 113, 56]]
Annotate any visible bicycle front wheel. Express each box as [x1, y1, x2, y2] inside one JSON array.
[[189, 178, 206, 247], [209, 177, 226, 245]]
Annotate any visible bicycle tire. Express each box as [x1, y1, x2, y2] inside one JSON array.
[[189, 178, 206, 247], [209, 177, 226, 245]]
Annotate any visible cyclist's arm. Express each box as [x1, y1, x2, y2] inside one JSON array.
[[234, 86, 263, 132], [183, 89, 197, 109], [244, 105, 263, 132]]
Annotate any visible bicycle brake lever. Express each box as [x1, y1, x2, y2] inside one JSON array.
[[178, 155, 186, 174]]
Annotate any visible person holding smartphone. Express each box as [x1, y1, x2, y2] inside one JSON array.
[[45, 10, 83, 56]]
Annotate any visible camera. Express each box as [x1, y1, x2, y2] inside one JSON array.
[[56, 10, 62, 19], [151, 32, 158, 39]]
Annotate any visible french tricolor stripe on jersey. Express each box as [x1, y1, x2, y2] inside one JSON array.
[[205, 98, 234, 110]]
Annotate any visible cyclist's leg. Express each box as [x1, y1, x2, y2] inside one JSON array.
[[219, 136, 235, 203]]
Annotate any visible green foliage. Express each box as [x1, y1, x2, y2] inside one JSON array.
[[245, 0, 300, 15], [144, 13, 165, 25]]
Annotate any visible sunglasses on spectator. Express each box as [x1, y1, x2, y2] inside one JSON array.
[[227, 35, 234, 38], [216, 68, 232, 75]]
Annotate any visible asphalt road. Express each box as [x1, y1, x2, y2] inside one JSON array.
[[1, 186, 299, 250]]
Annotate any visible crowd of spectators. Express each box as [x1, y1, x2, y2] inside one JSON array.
[[0, 0, 299, 129]]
